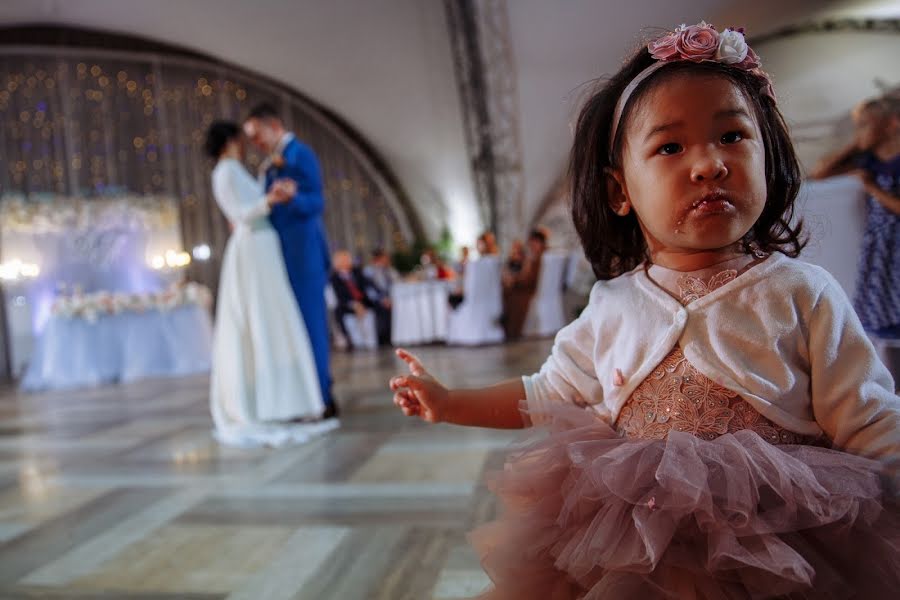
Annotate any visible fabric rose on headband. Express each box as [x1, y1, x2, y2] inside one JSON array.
[[719, 29, 762, 70], [648, 30, 680, 61], [675, 22, 719, 61], [650, 22, 720, 62], [716, 28, 749, 64]]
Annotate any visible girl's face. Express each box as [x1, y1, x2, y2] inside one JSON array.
[[853, 107, 890, 151], [610, 73, 767, 261]]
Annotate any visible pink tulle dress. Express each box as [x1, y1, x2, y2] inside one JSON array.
[[470, 256, 900, 599]]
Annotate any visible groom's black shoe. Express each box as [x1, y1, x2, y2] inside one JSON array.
[[322, 402, 340, 420]]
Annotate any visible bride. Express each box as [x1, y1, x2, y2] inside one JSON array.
[[205, 120, 336, 447]]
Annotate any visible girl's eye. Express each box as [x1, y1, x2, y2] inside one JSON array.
[[721, 131, 743, 144], [657, 143, 682, 155]]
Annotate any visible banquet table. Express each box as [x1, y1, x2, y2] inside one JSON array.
[[21, 304, 213, 391], [390, 280, 451, 346]]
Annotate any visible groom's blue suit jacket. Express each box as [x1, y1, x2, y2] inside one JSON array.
[[265, 136, 333, 403]]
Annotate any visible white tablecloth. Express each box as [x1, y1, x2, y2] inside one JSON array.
[[21, 304, 213, 391], [391, 281, 451, 346]]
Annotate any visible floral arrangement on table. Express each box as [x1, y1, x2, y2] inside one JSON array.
[[50, 282, 212, 323], [0, 194, 179, 234]]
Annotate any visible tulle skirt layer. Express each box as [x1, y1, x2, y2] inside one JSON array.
[[469, 403, 900, 599]]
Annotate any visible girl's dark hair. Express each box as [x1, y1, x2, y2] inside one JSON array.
[[570, 47, 805, 279], [204, 120, 240, 158]]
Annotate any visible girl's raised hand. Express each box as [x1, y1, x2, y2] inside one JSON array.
[[389, 349, 449, 423]]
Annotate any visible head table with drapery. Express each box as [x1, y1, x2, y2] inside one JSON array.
[[1, 194, 213, 389]]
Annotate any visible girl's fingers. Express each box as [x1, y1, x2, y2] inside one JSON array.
[[390, 375, 422, 392], [390, 364, 430, 421], [390, 374, 428, 394], [393, 388, 423, 418], [394, 390, 414, 404], [395, 348, 426, 376]]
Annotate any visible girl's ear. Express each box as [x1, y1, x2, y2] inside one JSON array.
[[605, 168, 631, 216]]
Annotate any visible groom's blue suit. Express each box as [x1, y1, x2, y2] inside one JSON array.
[[264, 134, 333, 408]]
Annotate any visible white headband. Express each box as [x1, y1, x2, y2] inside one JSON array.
[[608, 61, 666, 162]]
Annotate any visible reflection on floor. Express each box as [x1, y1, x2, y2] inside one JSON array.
[[0, 339, 553, 599]]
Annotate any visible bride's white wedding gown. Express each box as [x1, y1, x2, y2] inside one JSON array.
[[209, 158, 336, 447]]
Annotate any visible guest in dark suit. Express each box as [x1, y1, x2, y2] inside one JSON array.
[[330, 251, 391, 349], [362, 249, 397, 345]]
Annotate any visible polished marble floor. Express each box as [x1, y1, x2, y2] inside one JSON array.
[[0, 339, 553, 599]]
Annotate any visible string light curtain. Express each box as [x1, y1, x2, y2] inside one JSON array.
[[0, 45, 418, 296]]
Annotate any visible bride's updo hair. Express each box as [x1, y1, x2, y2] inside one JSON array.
[[204, 120, 241, 159]]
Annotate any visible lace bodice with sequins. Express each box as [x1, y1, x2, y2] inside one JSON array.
[[614, 257, 827, 446]]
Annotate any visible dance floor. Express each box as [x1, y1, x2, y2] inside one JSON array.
[[0, 339, 552, 599]]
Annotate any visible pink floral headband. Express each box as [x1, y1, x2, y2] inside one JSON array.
[[609, 22, 775, 160]]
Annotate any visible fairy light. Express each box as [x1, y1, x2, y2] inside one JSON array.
[[0, 259, 41, 281], [149, 249, 190, 270], [192, 244, 211, 261]]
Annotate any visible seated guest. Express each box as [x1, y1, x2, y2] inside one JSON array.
[[363, 248, 398, 299], [449, 246, 470, 310], [434, 254, 455, 281], [418, 248, 438, 280], [330, 250, 391, 348], [453, 246, 471, 279], [476, 231, 500, 257], [504, 239, 525, 276], [502, 229, 548, 339], [420, 248, 455, 281]]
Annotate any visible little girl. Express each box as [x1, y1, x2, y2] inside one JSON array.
[[390, 22, 900, 599]]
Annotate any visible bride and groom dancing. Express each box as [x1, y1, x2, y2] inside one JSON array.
[[205, 103, 339, 447]]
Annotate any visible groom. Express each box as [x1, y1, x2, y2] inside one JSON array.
[[243, 103, 337, 418]]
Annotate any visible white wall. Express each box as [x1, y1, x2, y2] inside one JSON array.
[[795, 177, 867, 297], [755, 30, 900, 170]]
